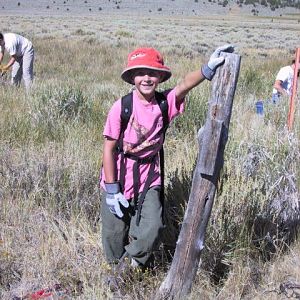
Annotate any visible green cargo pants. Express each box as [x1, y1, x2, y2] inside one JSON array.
[[101, 186, 164, 266]]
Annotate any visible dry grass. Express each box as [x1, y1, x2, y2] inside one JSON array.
[[1, 13, 300, 58], [0, 11, 300, 300]]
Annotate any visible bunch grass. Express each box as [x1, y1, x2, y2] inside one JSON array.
[[0, 15, 300, 299]]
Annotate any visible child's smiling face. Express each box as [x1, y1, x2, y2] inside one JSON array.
[[133, 68, 161, 101]]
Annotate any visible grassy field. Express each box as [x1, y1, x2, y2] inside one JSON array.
[[0, 11, 300, 300]]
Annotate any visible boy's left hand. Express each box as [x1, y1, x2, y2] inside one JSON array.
[[201, 44, 235, 81], [105, 182, 129, 218]]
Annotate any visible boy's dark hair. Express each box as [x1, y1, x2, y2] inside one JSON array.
[[0, 33, 3, 40]]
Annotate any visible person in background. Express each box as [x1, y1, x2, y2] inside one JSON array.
[[272, 59, 299, 103], [99, 44, 234, 291], [0, 32, 34, 90]]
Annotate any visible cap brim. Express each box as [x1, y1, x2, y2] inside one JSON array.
[[121, 66, 172, 84]]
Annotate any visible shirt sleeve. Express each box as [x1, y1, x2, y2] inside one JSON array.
[[103, 99, 122, 140], [8, 46, 17, 56], [7, 35, 18, 56], [6, 36, 17, 56], [165, 87, 185, 122], [275, 67, 288, 82]]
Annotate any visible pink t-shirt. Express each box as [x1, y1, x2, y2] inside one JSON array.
[[100, 88, 184, 200]]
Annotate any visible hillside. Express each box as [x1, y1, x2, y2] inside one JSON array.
[[0, 0, 299, 17]]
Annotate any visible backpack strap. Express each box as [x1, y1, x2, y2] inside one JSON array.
[[118, 92, 133, 192], [154, 91, 169, 226], [155, 91, 169, 131], [120, 92, 133, 137]]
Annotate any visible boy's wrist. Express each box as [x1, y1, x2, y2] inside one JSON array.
[[201, 64, 214, 81], [105, 182, 120, 194]]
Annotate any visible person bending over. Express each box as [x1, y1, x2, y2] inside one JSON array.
[[272, 59, 300, 103], [0, 32, 34, 90]]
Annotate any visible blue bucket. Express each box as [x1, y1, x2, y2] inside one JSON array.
[[255, 101, 264, 115]]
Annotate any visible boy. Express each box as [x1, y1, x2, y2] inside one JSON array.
[[99, 45, 234, 288]]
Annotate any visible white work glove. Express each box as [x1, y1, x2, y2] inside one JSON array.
[[201, 44, 235, 81], [105, 182, 129, 218]]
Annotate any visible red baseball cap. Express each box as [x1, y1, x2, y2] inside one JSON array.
[[121, 47, 172, 84]]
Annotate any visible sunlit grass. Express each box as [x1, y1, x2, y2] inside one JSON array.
[[0, 13, 299, 300]]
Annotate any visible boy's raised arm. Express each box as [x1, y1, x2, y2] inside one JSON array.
[[175, 70, 205, 102], [175, 44, 235, 104]]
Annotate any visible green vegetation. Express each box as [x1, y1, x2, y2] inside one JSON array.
[[0, 14, 300, 300]]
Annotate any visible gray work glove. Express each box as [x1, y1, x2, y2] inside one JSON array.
[[105, 182, 129, 218], [201, 44, 235, 81]]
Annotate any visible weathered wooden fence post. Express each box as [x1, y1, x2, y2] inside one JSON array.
[[154, 52, 241, 300]]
